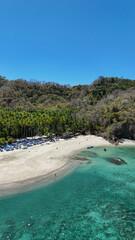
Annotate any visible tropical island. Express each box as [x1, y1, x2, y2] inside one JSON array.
[[0, 75, 135, 195], [1, 0, 135, 238]]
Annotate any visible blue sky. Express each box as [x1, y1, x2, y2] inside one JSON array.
[[0, 0, 135, 85]]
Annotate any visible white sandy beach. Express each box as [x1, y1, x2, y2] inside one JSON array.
[[0, 135, 135, 193]]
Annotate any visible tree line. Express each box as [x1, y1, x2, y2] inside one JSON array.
[[0, 108, 87, 145]]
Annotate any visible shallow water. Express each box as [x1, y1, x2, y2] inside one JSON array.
[[0, 146, 135, 240]]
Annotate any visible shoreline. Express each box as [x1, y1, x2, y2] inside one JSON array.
[[0, 160, 80, 198], [0, 135, 135, 197]]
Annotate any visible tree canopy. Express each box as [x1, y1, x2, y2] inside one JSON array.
[[0, 75, 134, 143]]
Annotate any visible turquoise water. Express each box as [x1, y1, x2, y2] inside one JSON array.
[[0, 146, 135, 240]]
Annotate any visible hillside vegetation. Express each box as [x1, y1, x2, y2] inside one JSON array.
[[0, 75, 134, 144]]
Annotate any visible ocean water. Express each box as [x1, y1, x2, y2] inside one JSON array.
[[0, 146, 135, 240]]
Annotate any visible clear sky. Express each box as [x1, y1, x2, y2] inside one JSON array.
[[0, 0, 135, 85]]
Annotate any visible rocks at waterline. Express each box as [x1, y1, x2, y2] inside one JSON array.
[[72, 156, 92, 164], [73, 157, 89, 161]]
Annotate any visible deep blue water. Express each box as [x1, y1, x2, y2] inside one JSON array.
[[0, 146, 135, 240]]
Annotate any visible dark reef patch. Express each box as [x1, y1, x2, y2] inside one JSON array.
[[105, 157, 127, 165]]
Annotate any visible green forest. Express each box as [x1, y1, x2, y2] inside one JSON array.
[[0, 75, 135, 145]]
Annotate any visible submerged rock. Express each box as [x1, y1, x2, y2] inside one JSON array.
[[108, 158, 127, 165], [73, 157, 89, 161]]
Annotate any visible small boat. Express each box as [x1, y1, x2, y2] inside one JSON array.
[[87, 146, 94, 149]]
